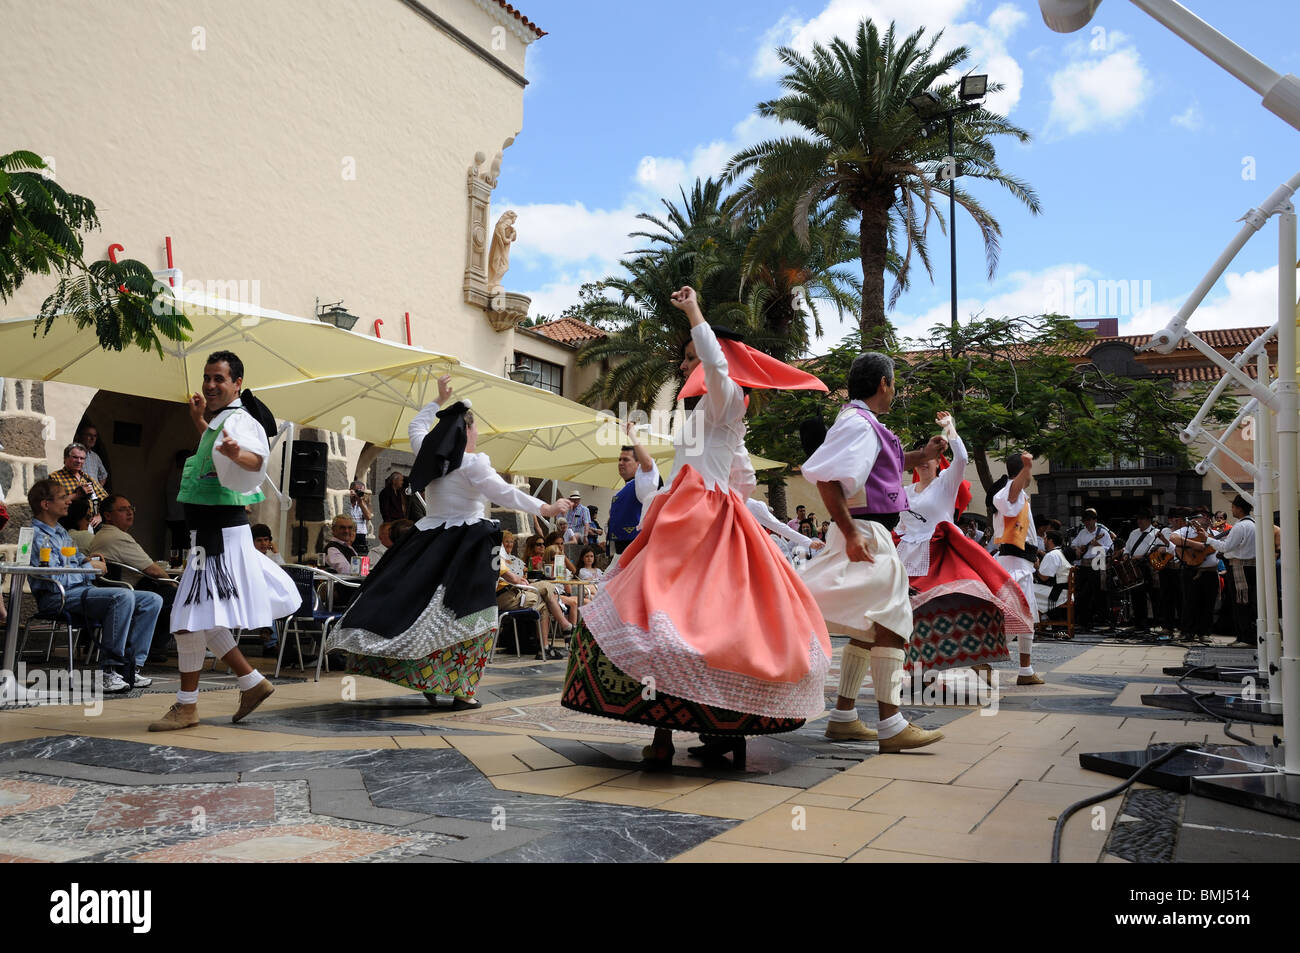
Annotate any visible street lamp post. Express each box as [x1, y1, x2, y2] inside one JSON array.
[[909, 76, 988, 332]]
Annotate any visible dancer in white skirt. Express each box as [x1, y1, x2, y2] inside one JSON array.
[[150, 351, 299, 731], [798, 352, 947, 752]]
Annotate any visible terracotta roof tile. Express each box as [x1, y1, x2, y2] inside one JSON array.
[[901, 326, 1272, 366], [493, 1, 545, 37], [527, 316, 606, 345]]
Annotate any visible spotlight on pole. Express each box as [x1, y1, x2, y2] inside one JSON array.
[[1038, 0, 1104, 33]]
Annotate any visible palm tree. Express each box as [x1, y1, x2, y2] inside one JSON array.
[[725, 20, 1041, 347], [575, 178, 862, 410], [1, 149, 188, 353]]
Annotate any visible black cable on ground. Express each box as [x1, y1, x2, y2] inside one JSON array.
[[1050, 742, 1198, 863], [1176, 664, 1255, 745]]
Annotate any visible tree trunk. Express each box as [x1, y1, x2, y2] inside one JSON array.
[[970, 435, 995, 509], [766, 477, 790, 523], [858, 195, 893, 349]]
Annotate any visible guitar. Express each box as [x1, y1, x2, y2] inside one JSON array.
[[1177, 519, 1214, 568], [1149, 549, 1174, 571]]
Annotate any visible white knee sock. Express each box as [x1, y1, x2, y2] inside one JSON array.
[[205, 626, 237, 658], [1017, 628, 1033, 657], [174, 631, 207, 673], [236, 671, 265, 691], [837, 643, 873, 712], [176, 689, 199, 705], [870, 646, 906, 708], [877, 711, 907, 739]]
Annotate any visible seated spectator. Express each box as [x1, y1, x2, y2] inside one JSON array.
[[558, 517, 579, 544], [75, 422, 110, 488], [496, 530, 578, 634], [585, 505, 604, 552], [576, 546, 602, 582], [250, 524, 285, 565], [389, 518, 415, 547], [367, 521, 393, 564], [90, 494, 178, 648], [58, 498, 96, 552], [323, 515, 358, 574], [544, 541, 578, 577], [523, 534, 547, 573], [49, 442, 108, 524], [27, 479, 161, 693]]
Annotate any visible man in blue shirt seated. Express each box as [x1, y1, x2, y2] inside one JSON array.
[[27, 478, 161, 694]]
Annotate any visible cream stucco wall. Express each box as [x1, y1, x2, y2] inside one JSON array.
[[1, 0, 535, 371]]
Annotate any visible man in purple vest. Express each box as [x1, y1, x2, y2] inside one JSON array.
[[800, 352, 949, 752]]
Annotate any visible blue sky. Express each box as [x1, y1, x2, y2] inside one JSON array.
[[496, 0, 1299, 349]]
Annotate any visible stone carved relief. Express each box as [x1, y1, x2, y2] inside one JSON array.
[[487, 211, 517, 293], [464, 137, 529, 330]]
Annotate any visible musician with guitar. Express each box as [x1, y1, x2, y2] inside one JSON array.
[[1121, 508, 1162, 632], [1182, 495, 1257, 647], [1070, 508, 1114, 630], [1167, 506, 1217, 641]]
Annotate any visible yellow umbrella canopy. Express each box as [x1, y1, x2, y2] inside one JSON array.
[[255, 358, 609, 455], [0, 286, 436, 398]]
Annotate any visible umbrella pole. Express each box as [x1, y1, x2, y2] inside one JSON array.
[[277, 421, 295, 558]]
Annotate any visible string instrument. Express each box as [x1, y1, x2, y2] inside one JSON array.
[[1149, 548, 1174, 571], [1178, 519, 1214, 568]]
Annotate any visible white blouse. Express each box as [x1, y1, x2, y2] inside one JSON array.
[[897, 434, 968, 577], [745, 497, 815, 549], [670, 323, 747, 493], [208, 401, 271, 495], [409, 400, 545, 529]]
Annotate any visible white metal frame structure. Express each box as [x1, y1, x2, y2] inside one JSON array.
[[1039, 1, 1299, 788]]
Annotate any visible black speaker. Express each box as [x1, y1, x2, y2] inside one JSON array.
[[289, 440, 328, 500], [293, 499, 326, 524]]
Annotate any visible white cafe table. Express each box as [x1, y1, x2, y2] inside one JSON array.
[[0, 562, 100, 706]]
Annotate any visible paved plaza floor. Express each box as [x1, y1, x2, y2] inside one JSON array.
[[0, 632, 1292, 863]]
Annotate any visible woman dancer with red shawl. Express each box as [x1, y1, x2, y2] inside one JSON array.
[[562, 287, 829, 769], [897, 411, 1032, 685]]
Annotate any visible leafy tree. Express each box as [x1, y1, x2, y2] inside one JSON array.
[[1, 150, 189, 354], [746, 315, 1238, 501], [725, 20, 1041, 347]]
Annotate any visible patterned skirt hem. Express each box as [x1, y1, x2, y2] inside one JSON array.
[[345, 631, 495, 699], [561, 624, 805, 737]]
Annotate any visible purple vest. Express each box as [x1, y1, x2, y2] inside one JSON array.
[[849, 405, 905, 515]]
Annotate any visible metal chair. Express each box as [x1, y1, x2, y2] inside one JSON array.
[[276, 564, 359, 681], [494, 606, 542, 660]]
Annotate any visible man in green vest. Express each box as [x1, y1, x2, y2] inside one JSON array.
[[150, 351, 300, 731]]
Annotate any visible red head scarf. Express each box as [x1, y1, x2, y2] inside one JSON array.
[[911, 454, 974, 520], [677, 338, 828, 400]]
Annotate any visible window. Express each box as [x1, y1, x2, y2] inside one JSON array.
[[514, 352, 562, 396]]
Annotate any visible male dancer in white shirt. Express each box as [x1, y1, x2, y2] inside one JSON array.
[[990, 452, 1044, 684]]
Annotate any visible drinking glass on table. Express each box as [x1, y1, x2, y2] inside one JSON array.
[[60, 546, 77, 559]]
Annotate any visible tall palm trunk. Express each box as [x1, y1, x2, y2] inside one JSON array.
[[858, 195, 893, 349]]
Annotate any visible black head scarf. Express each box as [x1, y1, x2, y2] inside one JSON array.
[[408, 400, 471, 490]]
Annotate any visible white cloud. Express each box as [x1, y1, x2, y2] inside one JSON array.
[[1046, 36, 1151, 137], [633, 114, 786, 200], [497, 201, 645, 272], [1171, 100, 1204, 131], [753, 0, 1026, 117], [1125, 266, 1281, 336], [878, 262, 1280, 345]]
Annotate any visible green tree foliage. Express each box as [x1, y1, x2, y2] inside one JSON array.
[[1, 150, 189, 354], [747, 315, 1238, 498], [725, 20, 1041, 347]]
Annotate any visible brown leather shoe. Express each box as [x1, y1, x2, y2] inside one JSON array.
[[232, 679, 274, 723], [878, 723, 944, 753], [149, 703, 199, 732], [825, 718, 879, 741], [1016, 673, 1046, 686]]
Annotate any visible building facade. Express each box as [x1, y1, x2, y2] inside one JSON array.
[[1, 0, 549, 552]]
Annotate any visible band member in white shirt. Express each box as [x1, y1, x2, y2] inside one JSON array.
[[1070, 508, 1113, 629], [1122, 508, 1162, 631]]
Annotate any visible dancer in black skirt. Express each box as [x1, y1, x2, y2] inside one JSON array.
[[326, 375, 571, 708]]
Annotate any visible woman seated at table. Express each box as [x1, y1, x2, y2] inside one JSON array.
[[58, 498, 96, 553]]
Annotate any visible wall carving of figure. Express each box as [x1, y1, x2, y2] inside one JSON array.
[[487, 210, 517, 292]]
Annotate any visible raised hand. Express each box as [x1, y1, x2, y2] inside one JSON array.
[[437, 374, 454, 405], [669, 286, 699, 312], [924, 434, 949, 460]]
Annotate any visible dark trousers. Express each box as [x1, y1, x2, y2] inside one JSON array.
[[1074, 565, 1109, 627], [1223, 561, 1258, 645], [1158, 566, 1181, 629], [1129, 560, 1155, 629], [1180, 566, 1218, 636]]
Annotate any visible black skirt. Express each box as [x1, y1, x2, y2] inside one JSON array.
[[328, 520, 501, 659]]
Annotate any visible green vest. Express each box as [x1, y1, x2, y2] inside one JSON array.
[[179, 409, 266, 507]]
